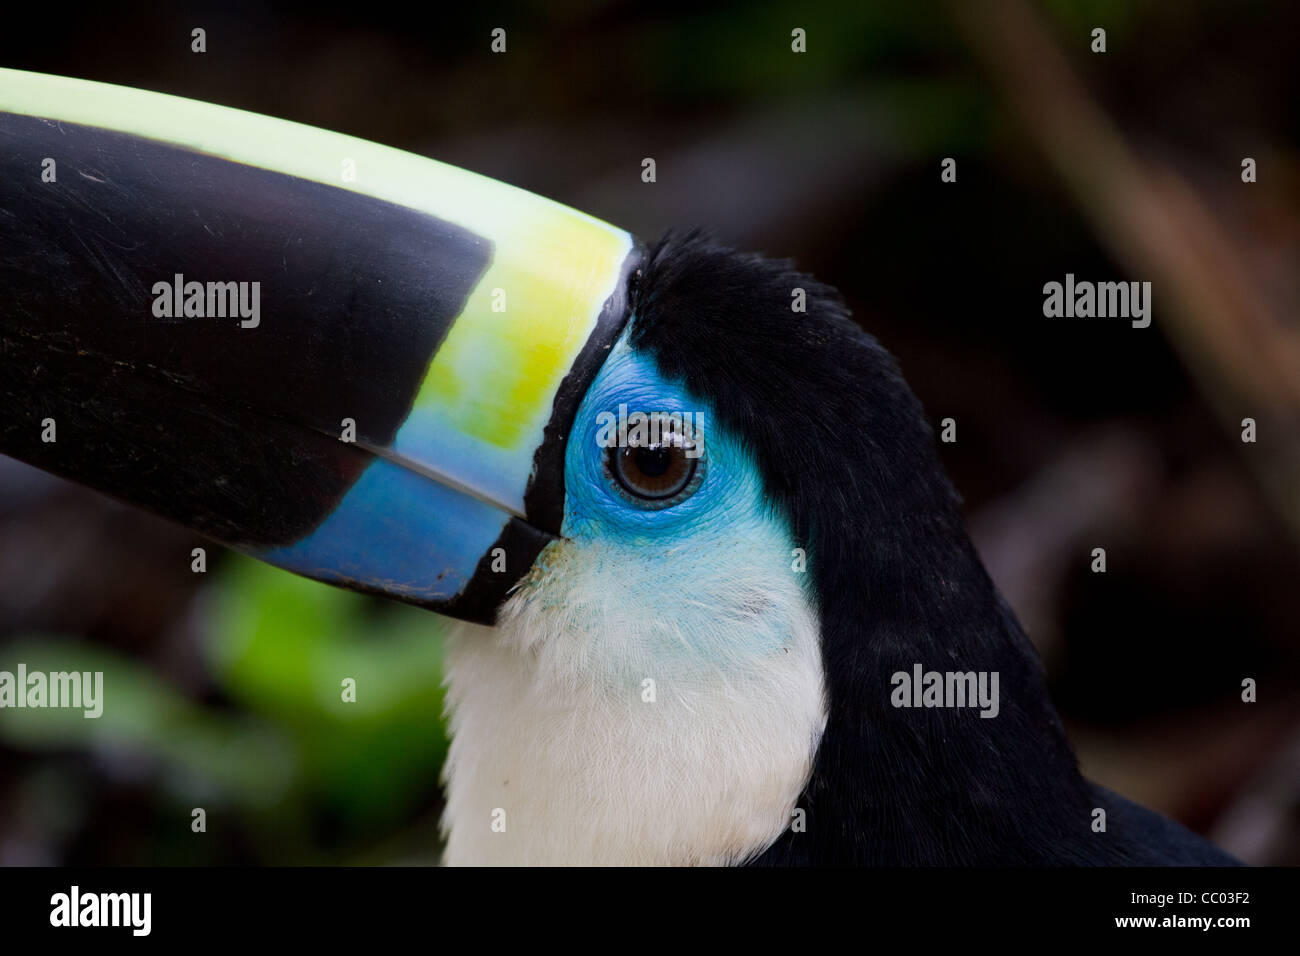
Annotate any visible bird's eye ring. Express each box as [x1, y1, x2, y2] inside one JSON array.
[[602, 414, 704, 510]]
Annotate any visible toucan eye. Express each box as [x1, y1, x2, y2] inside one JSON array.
[[603, 416, 703, 509]]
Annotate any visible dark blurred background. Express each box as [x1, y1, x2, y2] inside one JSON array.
[[1, 0, 1298, 865]]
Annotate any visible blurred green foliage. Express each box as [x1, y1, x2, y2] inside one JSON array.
[[0, 556, 450, 863]]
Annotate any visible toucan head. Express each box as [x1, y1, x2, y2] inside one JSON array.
[[2, 69, 924, 642], [1, 69, 1086, 865]]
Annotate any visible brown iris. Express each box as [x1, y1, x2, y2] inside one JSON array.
[[607, 421, 700, 503]]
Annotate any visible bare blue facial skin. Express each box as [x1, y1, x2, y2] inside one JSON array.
[[559, 329, 808, 659]]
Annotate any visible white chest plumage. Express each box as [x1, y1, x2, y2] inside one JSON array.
[[439, 543, 827, 866]]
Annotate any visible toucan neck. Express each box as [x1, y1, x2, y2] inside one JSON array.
[[752, 520, 1093, 865]]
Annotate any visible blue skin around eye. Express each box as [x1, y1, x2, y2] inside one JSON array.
[[564, 331, 765, 542], [563, 330, 803, 661]]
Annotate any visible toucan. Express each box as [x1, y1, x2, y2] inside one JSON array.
[[0, 69, 1239, 866]]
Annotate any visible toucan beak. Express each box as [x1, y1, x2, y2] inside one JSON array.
[[0, 69, 637, 624]]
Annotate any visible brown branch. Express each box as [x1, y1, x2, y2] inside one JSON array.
[[950, 0, 1300, 538]]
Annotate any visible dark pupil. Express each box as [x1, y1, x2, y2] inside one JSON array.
[[634, 446, 672, 478]]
